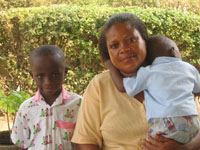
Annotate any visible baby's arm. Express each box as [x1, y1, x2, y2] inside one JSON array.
[[104, 60, 125, 92], [194, 93, 200, 97]]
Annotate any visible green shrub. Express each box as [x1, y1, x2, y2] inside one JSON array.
[[0, 5, 199, 95], [0, 0, 199, 15], [0, 90, 30, 132]]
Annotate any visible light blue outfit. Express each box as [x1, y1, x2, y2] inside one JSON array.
[[123, 57, 200, 143], [124, 57, 200, 122]]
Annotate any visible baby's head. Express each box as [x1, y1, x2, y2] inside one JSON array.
[[30, 45, 67, 100], [146, 35, 181, 64]]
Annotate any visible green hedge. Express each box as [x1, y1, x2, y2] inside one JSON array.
[[0, 5, 199, 95]]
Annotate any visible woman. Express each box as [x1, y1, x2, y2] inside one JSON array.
[[71, 13, 200, 150]]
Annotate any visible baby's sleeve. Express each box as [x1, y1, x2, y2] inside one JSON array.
[[193, 67, 200, 93], [11, 106, 30, 149], [123, 67, 148, 97], [71, 77, 102, 147]]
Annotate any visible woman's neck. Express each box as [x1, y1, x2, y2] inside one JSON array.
[[120, 71, 137, 77]]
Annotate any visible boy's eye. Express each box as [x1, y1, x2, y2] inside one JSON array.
[[36, 74, 43, 79], [52, 73, 59, 78], [110, 43, 119, 49], [127, 37, 136, 43]]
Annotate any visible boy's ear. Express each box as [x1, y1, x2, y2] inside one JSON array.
[[29, 71, 33, 78], [65, 67, 68, 74]]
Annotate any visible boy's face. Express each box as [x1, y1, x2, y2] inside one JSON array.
[[30, 55, 66, 98]]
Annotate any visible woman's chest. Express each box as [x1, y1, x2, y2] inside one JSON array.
[[99, 93, 150, 148]]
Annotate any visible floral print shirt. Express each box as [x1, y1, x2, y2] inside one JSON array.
[[11, 87, 82, 150]]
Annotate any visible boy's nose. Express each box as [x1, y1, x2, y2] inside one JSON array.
[[44, 77, 51, 84]]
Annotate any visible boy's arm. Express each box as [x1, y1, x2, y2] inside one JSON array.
[[17, 148, 28, 150], [104, 60, 125, 92]]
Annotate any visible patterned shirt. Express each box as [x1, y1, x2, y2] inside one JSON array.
[[11, 87, 82, 150]]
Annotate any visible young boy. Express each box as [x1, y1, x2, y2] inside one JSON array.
[[11, 45, 82, 150], [105, 35, 200, 144]]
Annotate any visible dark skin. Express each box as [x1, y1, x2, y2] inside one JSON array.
[[17, 148, 27, 150], [30, 54, 67, 106], [141, 131, 200, 150]]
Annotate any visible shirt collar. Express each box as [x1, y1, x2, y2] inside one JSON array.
[[32, 86, 70, 102], [152, 56, 181, 65]]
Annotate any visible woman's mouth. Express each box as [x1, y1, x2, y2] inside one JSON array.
[[121, 55, 137, 62]]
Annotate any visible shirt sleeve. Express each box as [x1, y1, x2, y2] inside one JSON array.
[[71, 77, 102, 147], [195, 97, 200, 119], [193, 67, 200, 93], [123, 67, 148, 97], [11, 105, 31, 149]]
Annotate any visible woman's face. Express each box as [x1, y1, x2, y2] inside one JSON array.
[[106, 23, 146, 77]]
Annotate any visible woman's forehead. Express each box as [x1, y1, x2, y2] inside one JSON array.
[[106, 23, 139, 42]]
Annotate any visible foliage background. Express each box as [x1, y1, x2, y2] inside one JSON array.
[[0, 0, 199, 14], [0, 5, 199, 96]]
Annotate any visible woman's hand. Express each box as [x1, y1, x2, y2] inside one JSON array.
[[141, 135, 186, 150]]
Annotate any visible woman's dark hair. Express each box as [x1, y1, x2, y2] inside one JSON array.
[[98, 13, 148, 62]]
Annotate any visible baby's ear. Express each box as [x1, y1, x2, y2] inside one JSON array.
[[169, 47, 177, 58], [169, 47, 181, 59]]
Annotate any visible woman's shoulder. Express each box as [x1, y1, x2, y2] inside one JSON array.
[[91, 70, 112, 84], [85, 70, 112, 91], [94, 70, 110, 79]]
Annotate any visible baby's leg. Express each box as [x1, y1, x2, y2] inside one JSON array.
[[148, 116, 200, 144]]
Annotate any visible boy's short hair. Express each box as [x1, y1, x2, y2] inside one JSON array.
[[30, 45, 66, 66]]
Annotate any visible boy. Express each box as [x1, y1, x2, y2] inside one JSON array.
[[105, 35, 200, 144], [11, 45, 82, 150]]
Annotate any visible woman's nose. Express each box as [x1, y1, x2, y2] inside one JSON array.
[[120, 42, 130, 53]]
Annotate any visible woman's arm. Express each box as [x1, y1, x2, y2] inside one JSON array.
[[104, 60, 125, 92], [185, 130, 200, 150], [141, 131, 200, 150], [75, 144, 100, 150]]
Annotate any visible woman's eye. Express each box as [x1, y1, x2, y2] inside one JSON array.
[[128, 37, 136, 43], [110, 43, 119, 49]]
